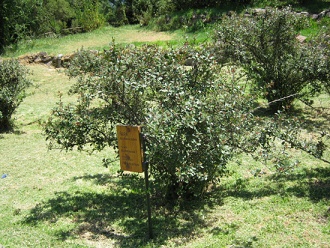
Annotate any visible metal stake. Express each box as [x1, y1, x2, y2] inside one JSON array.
[[141, 133, 153, 239]]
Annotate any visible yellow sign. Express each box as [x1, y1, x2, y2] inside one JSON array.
[[116, 125, 144, 173]]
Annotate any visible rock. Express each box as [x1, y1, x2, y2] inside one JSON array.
[[54, 54, 63, 68], [38, 52, 53, 63], [253, 8, 266, 15], [299, 12, 309, 17], [38, 51, 47, 58], [319, 9, 330, 19], [89, 50, 99, 55], [185, 58, 194, 66], [296, 35, 307, 43], [318, 10, 328, 19], [61, 53, 76, 67], [311, 14, 319, 20], [46, 61, 53, 67], [227, 10, 235, 17], [34, 56, 42, 63]]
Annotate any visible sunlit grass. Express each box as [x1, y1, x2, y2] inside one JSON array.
[[3, 25, 176, 58], [0, 13, 329, 247], [0, 63, 329, 247]]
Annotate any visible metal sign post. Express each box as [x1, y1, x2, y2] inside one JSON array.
[[141, 132, 153, 239], [116, 125, 153, 239]]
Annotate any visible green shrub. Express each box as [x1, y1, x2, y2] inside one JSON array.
[[214, 7, 329, 112], [0, 59, 32, 131], [44, 43, 328, 200], [0, 0, 108, 52], [131, 0, 154, 25], [39, 0, 75, 34], [43, 44, 260, 199], [75, 0, 105, 31]]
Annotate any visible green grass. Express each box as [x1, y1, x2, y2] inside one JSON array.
[[3, 25, 177, 58], [3, 24, 214, 58], [0, 64, 329, 247], [1, 18, 330, 248], [300, 17, 330, 38]]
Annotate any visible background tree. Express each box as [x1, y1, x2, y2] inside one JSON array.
[[214, 7, 330, 112], [0, 0, 106, 53], [0, 59, 32, 132], [0, 0, 28, 52]]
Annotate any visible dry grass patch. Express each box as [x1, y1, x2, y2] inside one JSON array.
[[3, 25, 176, 58]]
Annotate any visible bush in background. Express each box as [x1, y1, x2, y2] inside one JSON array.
[[0, 0, 106, 52], [214, 7, 330, 112], [0, 59, 32, 132]]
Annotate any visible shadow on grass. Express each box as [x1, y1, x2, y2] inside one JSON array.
[[286, 105, 330, 134], [253, 107, 330, 139], [271, 166, 330, 202], [221, 166, 330, 202], [23, 173, 221, 247]]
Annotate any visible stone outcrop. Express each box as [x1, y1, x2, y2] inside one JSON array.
[[296, 34, 307, 43], [19, 52, 76, 68]]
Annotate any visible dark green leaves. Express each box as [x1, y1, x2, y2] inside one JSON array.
[[0, 59, 31, 131], [214, 7, 329, 112]]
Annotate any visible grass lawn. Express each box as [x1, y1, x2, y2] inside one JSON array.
[[0, 23, 329, 247], [3, 25, 205, 59]]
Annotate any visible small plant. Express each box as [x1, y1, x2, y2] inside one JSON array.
[[0, 59, 32, 132]]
